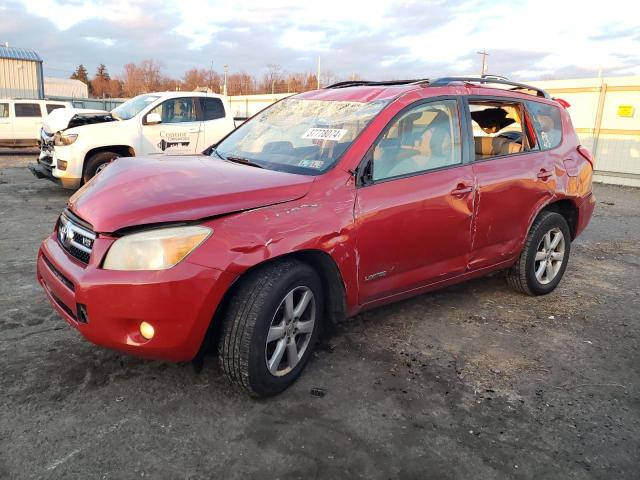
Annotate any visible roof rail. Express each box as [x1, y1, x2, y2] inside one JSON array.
[[430, 75, 550, 99], [326, 79, 429, 89]]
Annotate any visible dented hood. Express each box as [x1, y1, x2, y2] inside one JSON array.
[[43, 107, 113, 134], [68, 155, 315, 233]]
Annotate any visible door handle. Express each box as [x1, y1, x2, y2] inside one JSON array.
[[451, 184, 473, 197], [537, 169, 553, 180], [187, 127, 201, 133]]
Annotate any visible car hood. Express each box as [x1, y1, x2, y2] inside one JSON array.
[[68, 155, 315, 233], [43, 107, 113, 134]]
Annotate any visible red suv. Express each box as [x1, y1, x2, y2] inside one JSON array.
[[36, 76, 595, 396]]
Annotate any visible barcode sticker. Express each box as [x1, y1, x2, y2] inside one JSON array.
[[302, 128, 347, 141]]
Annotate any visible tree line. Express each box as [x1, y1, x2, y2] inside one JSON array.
[[70, 61, 344, 98]]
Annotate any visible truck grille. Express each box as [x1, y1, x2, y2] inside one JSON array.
[[39, 128, 55, 170], [57, 211, 96, 264]]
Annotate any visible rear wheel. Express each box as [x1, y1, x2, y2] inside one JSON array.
[[219, 260, 323, 397], [506, 211, 571, 295], [83, 151, 121, 183]]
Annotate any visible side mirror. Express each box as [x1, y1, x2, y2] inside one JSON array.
[[145, 112, 162, 125]]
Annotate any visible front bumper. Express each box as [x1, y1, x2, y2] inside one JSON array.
[[28, 146, 81, 189], [36, 233, 236, 361]]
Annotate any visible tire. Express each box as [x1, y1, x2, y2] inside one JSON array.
[[83, 151, 121, 183], [506, 211, 571, 296], [219, 260, 323, 397]]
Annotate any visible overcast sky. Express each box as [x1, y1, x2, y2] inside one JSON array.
[[1, 0, 638, 82]]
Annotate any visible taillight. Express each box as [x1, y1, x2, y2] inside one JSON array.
[[577, 145, 594, 168], [554, 97, 571, 108]]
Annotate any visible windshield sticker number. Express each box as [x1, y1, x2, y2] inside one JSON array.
[[302, 128, 347, 142], [298, 160, 325, 169]]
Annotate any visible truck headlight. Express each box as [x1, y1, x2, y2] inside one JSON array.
[[103, 226, 212, 271], [54, 133, 78, 146]]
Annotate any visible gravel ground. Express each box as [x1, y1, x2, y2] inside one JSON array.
[[1, 150, 638, 480]]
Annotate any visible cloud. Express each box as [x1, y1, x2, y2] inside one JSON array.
[[2, 0, 639, 82]]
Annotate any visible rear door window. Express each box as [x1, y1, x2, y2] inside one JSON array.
[[46, 104, 65, 114], [15, 103, 42, 117], [0, 103, 8, 117], [526, 101, 562, 150], [469, 100, 536, 160], [201, 98, 225, 120]]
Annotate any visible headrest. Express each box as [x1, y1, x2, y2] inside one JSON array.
[[474, 136, 521, 156]]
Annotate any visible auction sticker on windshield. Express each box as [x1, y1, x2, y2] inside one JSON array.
[[302, 128, 347, 141]]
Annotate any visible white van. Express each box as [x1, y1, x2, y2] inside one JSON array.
[[29, 92, 236, 189], [0, 99, 71, 147]]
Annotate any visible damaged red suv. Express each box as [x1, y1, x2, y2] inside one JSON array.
[[37, 76, 595, 396]]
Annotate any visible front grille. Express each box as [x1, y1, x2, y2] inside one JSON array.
[[42, 281, 77, 321], [42, 254, 75, 291], [41, 128, 54, 146], [57, 211, 96, 265], [51, 291, 76, 320]]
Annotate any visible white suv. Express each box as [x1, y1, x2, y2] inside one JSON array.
[[0, 99, 70, 148], [29, 92, 235, 189]]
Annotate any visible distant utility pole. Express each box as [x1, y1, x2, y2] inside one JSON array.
[[209, 60, 214, 92], [477, 50, 489, 76], [317, 56, 321, 89], [223, 64, 228, 96]]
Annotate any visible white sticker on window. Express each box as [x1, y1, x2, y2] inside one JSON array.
[[302, 127, 347, 141], [298, 160, 325, 169]]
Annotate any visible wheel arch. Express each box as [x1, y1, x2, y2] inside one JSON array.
[[194, 249, 348, 363], [84, 145, 135, 168], [538, 198, 578, 239]]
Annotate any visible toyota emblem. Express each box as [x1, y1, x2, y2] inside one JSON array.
[[59, 221, 73, 248]]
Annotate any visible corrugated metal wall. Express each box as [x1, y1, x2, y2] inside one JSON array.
[[227, 93, 294, 118], [0, 58, 43, 99], [531, 77, 640, 187]]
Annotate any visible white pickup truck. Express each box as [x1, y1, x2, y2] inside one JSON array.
[[29, 91, 235, 189]]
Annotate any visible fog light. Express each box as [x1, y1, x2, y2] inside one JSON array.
[[77, 303, 89, 323], [57, 160, 68, 170], [139, 322, 155, 340]]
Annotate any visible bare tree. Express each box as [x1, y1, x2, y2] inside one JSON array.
[[116, 60, 346, 97]]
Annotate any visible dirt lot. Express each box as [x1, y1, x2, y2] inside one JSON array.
[[0, 150, 638, 480]]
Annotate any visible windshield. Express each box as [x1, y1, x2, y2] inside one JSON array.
[[215, 98, 388, 175], [111, 94, 160, 120]]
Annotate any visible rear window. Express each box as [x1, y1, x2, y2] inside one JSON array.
[[201, 98, 225, 120], [527, 101, 562, 150], [0, 103, 8, 118], [46, 104, 65, 114], [15, 103, 42, 117]]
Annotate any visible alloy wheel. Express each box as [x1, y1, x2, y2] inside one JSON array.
[[265, 286, 316, 377], [534, 227, 565, 285]]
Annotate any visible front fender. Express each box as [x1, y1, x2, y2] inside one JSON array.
[[186, 178, 359, 312]]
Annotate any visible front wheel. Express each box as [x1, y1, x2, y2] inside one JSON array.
[[219, 260, 323, 397], [506, 211, 571, 295], [83, 151, 121, 183]]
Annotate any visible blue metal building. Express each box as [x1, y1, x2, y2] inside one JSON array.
[[0, 44, 45, 99]]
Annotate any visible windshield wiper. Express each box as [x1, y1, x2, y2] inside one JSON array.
[[225, 156, 264, 169], [210, 147, 225, 160]]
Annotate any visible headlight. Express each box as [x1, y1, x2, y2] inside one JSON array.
[[103, 225, 212, 271], [54, 133, 78, 146]]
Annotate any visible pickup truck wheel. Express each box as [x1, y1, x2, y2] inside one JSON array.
[[219, 260, 323, 397], [506, 211, 571, 296], [83, 151, 121, 183]]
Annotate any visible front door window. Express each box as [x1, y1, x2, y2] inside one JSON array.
[[371, 100, 462, 181], [142, 97, 202, 155]]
